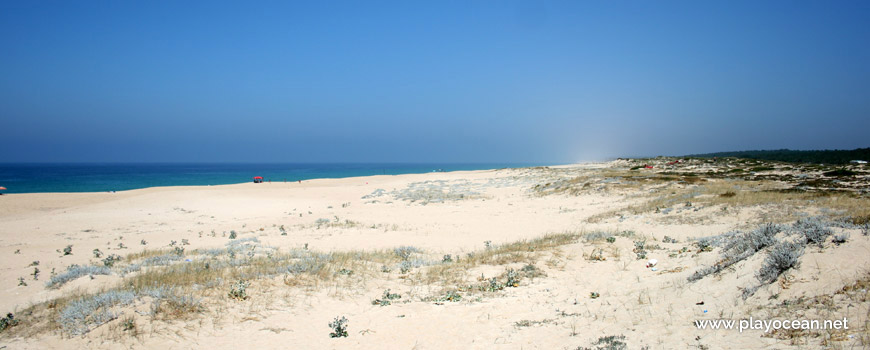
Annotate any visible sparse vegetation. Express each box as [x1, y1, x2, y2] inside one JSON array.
[[228, 280, 250, 300], [371, 289, 401, 306], [102, 254, 122, 267], [756, 240, 804, 285], [46, 264, 112, 289], [576, 334, 629, 350], [6, 160, 868, 348], [328, 316, 348, 338], [0, 313, 19, 332], [689, 223, 780, 282]]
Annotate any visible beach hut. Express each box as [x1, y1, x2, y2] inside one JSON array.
[[253, 176, 264, 183]]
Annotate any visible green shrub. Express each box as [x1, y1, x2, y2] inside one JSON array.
[[228, 280, 250, 300], [329, 316, 348, 338], [0, 313, 19, 332]]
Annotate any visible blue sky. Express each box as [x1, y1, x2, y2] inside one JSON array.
[[1, 1, 868, 163]]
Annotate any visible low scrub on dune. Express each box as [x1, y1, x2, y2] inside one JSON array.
[[3, 232, 580, 339], [688, 217, 855, 298]]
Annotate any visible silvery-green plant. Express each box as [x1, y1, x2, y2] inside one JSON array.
[[102, 254, 121, 267], [832, 233, 849, 245], [394, 246, 420, 260], [399, 261, 412, 274], [58, 290, 135, 335], [328, 316, 348, 338], [228, 279, 250, 300], [505, 268, 520, 287], [688, 223, 781, 282], [793, 217, 832, 247], [371, 289, 401, 306], [756, 240, 804, 285], [47, 265, 111, 289]]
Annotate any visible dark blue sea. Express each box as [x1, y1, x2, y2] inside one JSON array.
[[0, 163, 542, 194]]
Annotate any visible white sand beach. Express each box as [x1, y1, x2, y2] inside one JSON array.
[[0, 160, 868, 349]]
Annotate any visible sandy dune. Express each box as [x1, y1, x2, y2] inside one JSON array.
[[0, 162, 867, 349]]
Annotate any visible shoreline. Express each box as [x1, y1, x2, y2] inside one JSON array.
[[0, 163, 565, 195]]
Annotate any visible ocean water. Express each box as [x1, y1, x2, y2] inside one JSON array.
[[0, 163, 542, 194]]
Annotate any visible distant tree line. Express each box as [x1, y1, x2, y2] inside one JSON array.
[[685, 148, 870, 165]]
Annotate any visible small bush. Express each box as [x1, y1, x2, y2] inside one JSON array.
[[47, 265, 112, 289], [102, 254, 122, 267], [832, 233, 849, 245], [633, 241, 647, 259], [329, 316, 348, 338], [696, 238, 714, 252], [62, 245, 73, 256], [399, 261, 412, 274], [793, 218, 832, 246], [439, 290, 462, 302], [483, 277, 504, 292], [757, 240, 804, 285], [587, 248, 606, 261], [577, 334, 628, 350], [59, 290, 136, 335], [93, 249, 103, 258], [505, 268, 520, 287], [229, 230, 237, 240], [122, 318, 135, 331], [689, 223, 780, 282], [0, 313, 19, 332], [372, 289, 401, 306], [520, 264, 546, 279], [228, 280, 250, 300], [582, 231, 611, 242], [394, 246, 421, 260]]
